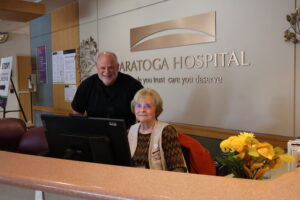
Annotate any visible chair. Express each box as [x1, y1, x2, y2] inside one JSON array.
[[0, 118, 48, 155], [178, 132, 216, 175], [18, 126, 48, 155], [0, 118, 27, 152]]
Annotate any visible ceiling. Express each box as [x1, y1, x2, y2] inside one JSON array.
[[0, 0, 77, 35]]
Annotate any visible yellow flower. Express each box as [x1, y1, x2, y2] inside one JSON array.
[[274, 146, 285, 155], [255, 142, 275, 160], [220, 136, 237, 152], [220, 132, 259, 153], [219, 132, 295, 179], [248, 146, 259, 157], [272, 158, 284, 169], [278, 154, 295, 163], [271, 155, 294, 169], [230, 136, 248, 153], [239, 132, 255, 138]]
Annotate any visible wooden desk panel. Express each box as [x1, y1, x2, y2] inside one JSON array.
[[0, 151, 299, 200]]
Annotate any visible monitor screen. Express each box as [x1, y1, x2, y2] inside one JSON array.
[[41, 114, 132, 167]]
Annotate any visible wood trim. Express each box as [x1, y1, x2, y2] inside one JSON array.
[[0, 0, 45, 14], [171, 122, 292, 149], [33, 105, 71, 116], [0, 0, 45, 22]]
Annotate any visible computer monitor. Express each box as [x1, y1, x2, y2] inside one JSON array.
[[41, 114, 132, 167]]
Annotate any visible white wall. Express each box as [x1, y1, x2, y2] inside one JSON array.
[[0, 33, 31, 118], [295, 0, 300, 139], [79, 0, 299, 137]]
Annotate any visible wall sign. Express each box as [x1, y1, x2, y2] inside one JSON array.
[[36, 45, 47, 84], [0, 56, 13, 108], [130, 12, 215, 51]]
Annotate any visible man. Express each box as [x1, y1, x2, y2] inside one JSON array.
[[72, 51, 143, 128]]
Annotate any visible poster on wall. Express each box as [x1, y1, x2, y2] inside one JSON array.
[[52, 49, 76, 84], [0, 56, 13, 108], [52, 51, 64, 83], [63, 49, 76, 84], [36, 45, 47, 84]]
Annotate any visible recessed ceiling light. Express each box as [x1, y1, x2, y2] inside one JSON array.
[[0, 32, 9, 44]]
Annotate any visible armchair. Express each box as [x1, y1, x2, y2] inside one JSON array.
[[18, 126, 48, 155], [0, 118, 26, 152], [0, 118, 48, 155]]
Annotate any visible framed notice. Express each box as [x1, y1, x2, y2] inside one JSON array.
[[36, 45, 47, 84], [0, 56, 13, 108]]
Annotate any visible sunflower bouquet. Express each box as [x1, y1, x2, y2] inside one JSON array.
[[218, 132, 294, 179]]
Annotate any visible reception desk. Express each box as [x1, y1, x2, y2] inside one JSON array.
[[0, 151, 299, 200]]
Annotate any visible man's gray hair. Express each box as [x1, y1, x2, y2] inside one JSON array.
[[98, 51, 118, 63]]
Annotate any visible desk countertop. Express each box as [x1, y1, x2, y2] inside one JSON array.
[[0, 151, 299, 200]]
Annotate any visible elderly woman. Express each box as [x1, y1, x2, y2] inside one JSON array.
[[128, 88, 187, 172]]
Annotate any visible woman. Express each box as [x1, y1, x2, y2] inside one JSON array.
[[128, 88, 187, 172]]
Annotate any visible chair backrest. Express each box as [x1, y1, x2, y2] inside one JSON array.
[[178, 132, 216, 175], [18, 126, 49, 155], [0, 118, 27, 152]]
